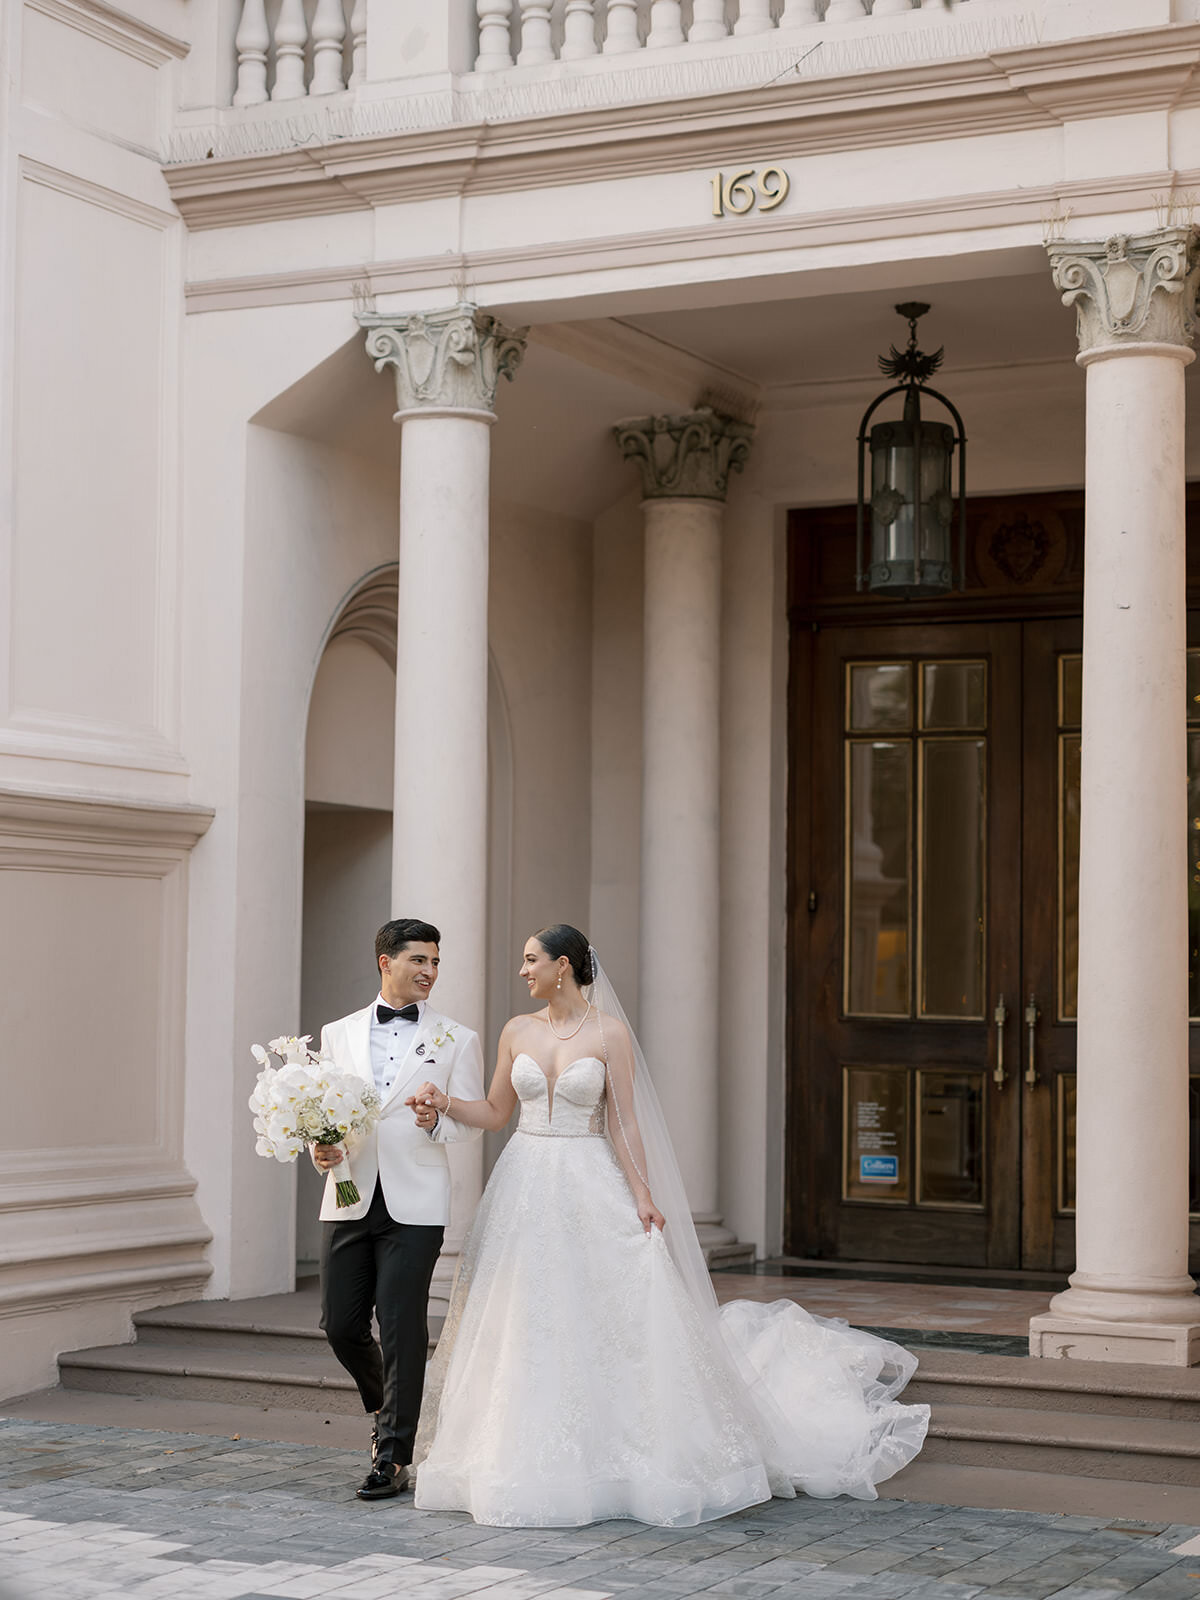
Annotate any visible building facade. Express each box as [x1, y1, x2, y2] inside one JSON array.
[[3, 0, 1200, 1400]]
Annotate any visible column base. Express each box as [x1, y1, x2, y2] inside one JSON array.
[[427, 1248, 460, 1321], [694, 1214, 757, 1271], [1029, 1313, 1200, 1366]]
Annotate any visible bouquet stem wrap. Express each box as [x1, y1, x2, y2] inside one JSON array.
[[329, 1142, 360, 1208]]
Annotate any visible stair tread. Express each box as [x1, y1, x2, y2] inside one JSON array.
[[913, 1347, 1200, 1398], [59, 1343, 352, 1384], [931, 1401, 1200, 1455]]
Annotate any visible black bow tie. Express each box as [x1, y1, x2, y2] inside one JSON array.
[[377, 1003, 419, 1025]]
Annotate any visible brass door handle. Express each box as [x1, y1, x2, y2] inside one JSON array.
[[993, 994, 1008, 1089], [1024, 993, 1040, 1088]]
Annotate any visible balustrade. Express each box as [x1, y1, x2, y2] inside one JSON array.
[[228, 1, 996, 110], [472, 0, 990, 76], [233, 0, 362, 106]]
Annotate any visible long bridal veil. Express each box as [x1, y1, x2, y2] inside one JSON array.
[[588, 948, 930, 1503]]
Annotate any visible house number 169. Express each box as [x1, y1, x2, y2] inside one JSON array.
[[710, 167, 791, 218]]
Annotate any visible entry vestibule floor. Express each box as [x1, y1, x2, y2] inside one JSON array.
[[712, 1273, 1054, 1339]]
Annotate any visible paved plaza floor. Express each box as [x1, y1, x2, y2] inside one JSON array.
[[1, 1419, 1198, 1600]]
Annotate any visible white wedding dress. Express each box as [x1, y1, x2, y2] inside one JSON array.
[[413, 1052, 929, 1529]]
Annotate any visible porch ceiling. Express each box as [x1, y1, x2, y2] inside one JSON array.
[[621, 269, 1080, 393]]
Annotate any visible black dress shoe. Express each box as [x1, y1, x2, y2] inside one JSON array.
[[356, 1463, 409, 1501]]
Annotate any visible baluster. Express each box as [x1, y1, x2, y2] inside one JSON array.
[[778, 0, 820, 25], [517, 0, 555, 62], [271, 0, 309, 99], [688, 0, 727, 42], [734, 0, 774, 33], [647, 0, 684, 46], [349, 0, 368, 87], [824, 0, 869, 17], [476, 0, 514, 69], [873, 0, 914, 13], [310, 0, 347, 93], [562, 0, 598, 58], [603, 0, 642, 53], [233, 0, 269, 106]]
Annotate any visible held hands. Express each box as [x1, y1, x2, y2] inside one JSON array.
[[312, 1143, 344, 1171], [637, 1193, 666, 1234], [406, 1081, 447, 1131]]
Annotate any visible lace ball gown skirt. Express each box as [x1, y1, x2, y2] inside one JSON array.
[[414, 1057, 928, 1528], [415, 1124, 774, 1527]]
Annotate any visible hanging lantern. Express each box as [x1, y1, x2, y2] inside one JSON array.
[[856, 302, 967, 598]]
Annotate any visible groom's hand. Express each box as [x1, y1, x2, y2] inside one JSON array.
[[406, 1082, 442, 1130], [312, 1143, 344, 1171]]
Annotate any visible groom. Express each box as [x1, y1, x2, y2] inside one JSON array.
[[313, 917, 484, 1501]]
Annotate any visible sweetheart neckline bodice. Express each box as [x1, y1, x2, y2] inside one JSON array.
[[512, 1051, 604, 1083], [512, 1052, 606, 1130]]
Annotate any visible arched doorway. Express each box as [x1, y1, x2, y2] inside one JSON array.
[[296, 568, 515, 1273]]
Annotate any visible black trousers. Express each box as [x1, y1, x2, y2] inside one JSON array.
[[319, 1182, 444, 1467]]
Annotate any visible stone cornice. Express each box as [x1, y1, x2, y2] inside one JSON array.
[[164, 24, 1200, 230], [183, 165, 1175, 315]]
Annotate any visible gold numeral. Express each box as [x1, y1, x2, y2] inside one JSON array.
[[710, 165, 791, 218], [756, 166, 790, 212]]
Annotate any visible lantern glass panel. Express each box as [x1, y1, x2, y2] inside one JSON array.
[[867, 420, 955, 597]]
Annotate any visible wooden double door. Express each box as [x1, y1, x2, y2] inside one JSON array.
[[796, 617, 1083, 1272], [789, 493, 1200, 1274]]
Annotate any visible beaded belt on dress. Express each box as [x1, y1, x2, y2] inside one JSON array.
[[516, 1127, 605, 1139]]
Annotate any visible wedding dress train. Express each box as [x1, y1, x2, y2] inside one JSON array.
[[413, 1053, 929, 1528]]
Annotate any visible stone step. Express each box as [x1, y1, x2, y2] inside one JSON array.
[[58, 1341, 365, 1416], [908, 1347, 1200, 1421], [925, 1402, 1200, 1487]]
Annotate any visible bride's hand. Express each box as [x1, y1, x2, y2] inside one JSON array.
[[637, 1195, 666, 1234]]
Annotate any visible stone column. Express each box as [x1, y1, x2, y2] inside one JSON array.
[[359, 305, 526, 1303], [614, 409, 755, 1264], [1030, 229, 1200, 1365]]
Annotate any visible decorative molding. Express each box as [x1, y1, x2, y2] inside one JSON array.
[[26, 0, 189, 68], [0, 1167, 204, 1214], [0, 785, 214, 849], [533, 320, 762, 423], [20, 157, 178, 233], [359, 305, 528, 418], [1047, 227, 1200, 355], [181, 165, 1178, 315], [614, 408, 755, 501], [327, 567, 399, 672]]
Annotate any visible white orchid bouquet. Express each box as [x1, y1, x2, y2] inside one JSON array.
[[249, 1035, 381, 1208]]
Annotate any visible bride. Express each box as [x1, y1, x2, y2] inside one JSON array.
[[405, 923, 928, 1529]]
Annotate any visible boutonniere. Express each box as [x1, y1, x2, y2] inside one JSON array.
[[430, 1022, 456, 1050]]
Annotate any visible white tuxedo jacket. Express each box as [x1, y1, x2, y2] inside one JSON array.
[[316, 1002, 484, 1225]]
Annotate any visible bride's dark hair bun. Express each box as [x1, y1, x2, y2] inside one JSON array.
[[535, 924, 594, 987]]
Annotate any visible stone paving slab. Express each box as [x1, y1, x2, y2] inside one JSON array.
[[0, 1420, 1198, 1600]]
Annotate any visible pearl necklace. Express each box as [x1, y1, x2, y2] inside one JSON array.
[[546, 1000, 592, 1041]]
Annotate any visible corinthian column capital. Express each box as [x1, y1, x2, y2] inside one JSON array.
[[614, 408, 755, 502], [359, 304, 528, 420], [1047, 227, 1200, 360]]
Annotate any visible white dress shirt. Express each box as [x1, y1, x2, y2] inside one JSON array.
[[370, 995, 424, 1100]]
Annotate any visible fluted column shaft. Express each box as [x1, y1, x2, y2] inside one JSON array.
[[615, 411, 753, 1235], [1030, 230, 1200, 1365], [360, 306, 526, 1292]]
